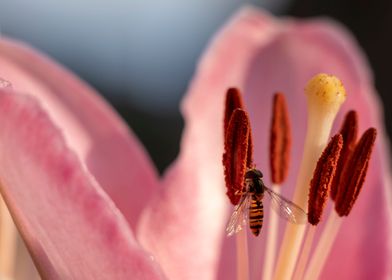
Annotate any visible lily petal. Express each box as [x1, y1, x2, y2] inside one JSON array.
[[0, 88, 165, 279], [239, 13, 392, 280], [137, 8, 278, 280], [140, 7, 392, 280], [0, 38, 159, 229]]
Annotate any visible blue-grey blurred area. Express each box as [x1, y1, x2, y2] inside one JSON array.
[[0, 0, 290, 171], [0, 0, 289, 112], [1, 0, 391, 171]]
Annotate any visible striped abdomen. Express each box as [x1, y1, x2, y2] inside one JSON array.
[[249, 195, 264, 236]]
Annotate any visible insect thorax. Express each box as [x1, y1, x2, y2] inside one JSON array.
[[245, 168, 263, 179], [245, 168, 265, 197]]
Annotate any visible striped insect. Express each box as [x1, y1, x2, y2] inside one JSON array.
[[226, 168, 307, 236]]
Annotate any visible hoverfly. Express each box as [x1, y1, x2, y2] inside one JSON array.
[[226, 168, 307, 236]]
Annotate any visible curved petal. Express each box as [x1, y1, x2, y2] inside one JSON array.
[[291, 19, 392, 280], [137, 8, 278, 280], [140, 7, 391, 279], [0, 38, 159, 229], [240, 15, 392, 280], [0, 89, 165, 279]]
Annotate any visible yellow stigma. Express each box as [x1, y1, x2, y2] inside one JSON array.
[[305, 73, 346, 114]]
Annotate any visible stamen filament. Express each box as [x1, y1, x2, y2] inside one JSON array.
[[263, 93, 291, 280], [236, 229, 249, 280], [273, 74, 346, 280], [292, 226, 316, 280], [303, 211, 342, 280], [262, 184, 280, 280]]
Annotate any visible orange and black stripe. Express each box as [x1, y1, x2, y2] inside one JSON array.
[[249, 196, 264, 236]]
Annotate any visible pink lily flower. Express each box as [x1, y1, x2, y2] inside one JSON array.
[[0, 6, 391, 280]]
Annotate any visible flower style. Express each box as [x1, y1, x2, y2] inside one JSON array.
[[0, 6, 391, 280]]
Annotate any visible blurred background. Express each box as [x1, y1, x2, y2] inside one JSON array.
[[0, 0, 390, 172]]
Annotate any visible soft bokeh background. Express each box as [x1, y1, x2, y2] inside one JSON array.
[[0, 0, 390, 172]]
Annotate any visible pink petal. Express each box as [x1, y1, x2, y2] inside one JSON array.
[[137, 8, 278, 280], [0, 89, 165, 279], [0, 38, 159, 229], [140, 7, 392, 279], [239, 14, 392, 280]]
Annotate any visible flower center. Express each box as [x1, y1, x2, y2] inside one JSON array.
[[221, 73, 377, 280]]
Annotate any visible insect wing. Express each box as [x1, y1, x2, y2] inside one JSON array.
[[226, 194, 251, 236], [264, 187, 307, 224]]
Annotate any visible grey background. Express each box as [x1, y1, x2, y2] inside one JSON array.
[[0, 0, 390, 172]]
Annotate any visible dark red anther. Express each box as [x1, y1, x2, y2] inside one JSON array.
[[223, 109, 252, 205], [224, 88, 253, 169], [308, 134, 343, 225], [270, 93, 292, 184], [224, 88, 245, 138], [330, 111, 358, 200], [335, 128, 377, 216]]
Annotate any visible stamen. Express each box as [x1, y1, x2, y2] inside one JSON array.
[[223, 108, 252, 205], [335, 128, 377, 216], [263, 93, 292, 280], [223, 96, 251, 280], [330, 111, 358, 200], [292, 134, 343, 280], [270, 93, 292, 184], [274, 73, 346, 280], [292, 134, 342, 280], [308, 134, 343, 225], [304, 127, 376, 280]]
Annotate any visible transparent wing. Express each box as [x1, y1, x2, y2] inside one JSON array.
[[264, 187, 307, 224], [226, 193, 251, 236]]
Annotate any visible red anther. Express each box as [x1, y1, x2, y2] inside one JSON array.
[[308, 134, 343, 225], [270, 93, 291, 184], [330, 111, 358, 200], [224, 88, 245, 138], [223, 109, 252, 205], [335, 128, 377, 216]]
